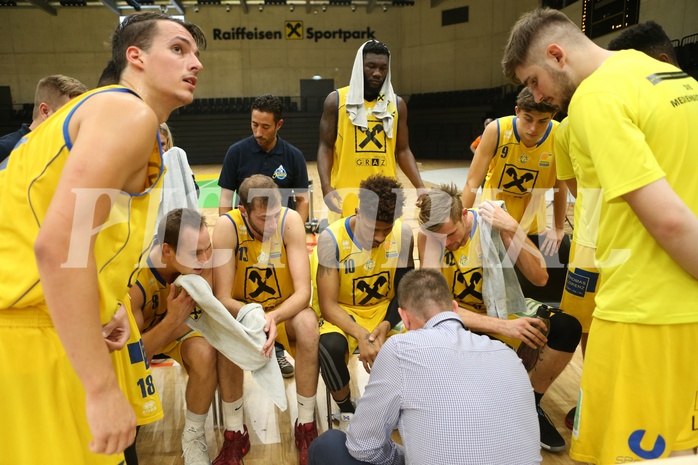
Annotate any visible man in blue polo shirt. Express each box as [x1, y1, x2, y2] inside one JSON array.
[[218, 94, 309, 221]]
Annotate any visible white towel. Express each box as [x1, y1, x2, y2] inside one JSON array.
[[479, 202, 527, 319], [157, 146, 199, 228], [345, 40, 396, 139], [174, 274, 287, 411]]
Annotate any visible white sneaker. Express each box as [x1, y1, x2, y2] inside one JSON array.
[[181, 426, 211, 465], [338, 412, 353, 432]]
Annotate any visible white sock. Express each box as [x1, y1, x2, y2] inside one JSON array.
[[184, 410, 207, 434], [297, 394, 316, 425], [222, 398, 245, 433]]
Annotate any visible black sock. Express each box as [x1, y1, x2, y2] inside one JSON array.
[[336, 393, 355, 413], [534, 391, 544, 408]]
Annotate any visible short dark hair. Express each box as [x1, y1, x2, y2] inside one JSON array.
[[397, 269, 453, 320], [238, 174, 281, 212], [158, 208, 207, 251], [363, 40, 390, 57], [607, 21, 678, 66], [358, 174, 404, 224], [251, 94, 284, 122], [97, 60, 120, 87], [515, 86, 559, 114], [111, 12, 206, 81]]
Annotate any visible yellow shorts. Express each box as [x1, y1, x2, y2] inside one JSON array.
[[318, 300, 403, 359], [0, 309, 125, 465], [160, 329, 205, 366], [112, 298, 163, 426], [559, 240, 598, 332], [273, 320, 294, 358], [570, 318, 698, 464]]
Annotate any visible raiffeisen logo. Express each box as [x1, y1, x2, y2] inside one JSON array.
[[213, 27, 283, 40], [212, 22, 377, 42]]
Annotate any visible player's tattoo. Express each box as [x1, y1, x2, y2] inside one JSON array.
[[364, 333, 375, 347]]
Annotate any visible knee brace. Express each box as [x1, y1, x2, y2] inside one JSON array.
[[547, 311, 582, 353], [318, 333, 351, 392]]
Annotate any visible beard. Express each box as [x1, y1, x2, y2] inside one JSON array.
[[546, 63, 576, 113]]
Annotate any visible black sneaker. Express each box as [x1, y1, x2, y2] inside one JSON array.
[[538, 405, 566, 452], [277, 354, 295, 378]]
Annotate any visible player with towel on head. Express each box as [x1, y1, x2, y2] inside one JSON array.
[[317, 39, 425, 221]]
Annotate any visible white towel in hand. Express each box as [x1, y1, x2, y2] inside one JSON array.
[[479, 202, 527, 319], [174, 274, 287, 411], [346, 40, 396, 138]]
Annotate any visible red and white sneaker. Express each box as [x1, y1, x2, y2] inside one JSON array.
[[213, 425, 250, 465], [294, 420, 318, 465]]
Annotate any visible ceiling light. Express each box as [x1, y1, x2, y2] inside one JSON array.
[[289, 3, 294, 11]]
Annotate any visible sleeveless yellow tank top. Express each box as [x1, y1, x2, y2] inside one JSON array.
[[437, 210, 487, 313], [134, 256, 170, 333], [317, 216, 403, 318], [225, 207, 295, 311], [0, 85, 163, 324], [331, 86, 399, 217], [482, 116, 558, 235]]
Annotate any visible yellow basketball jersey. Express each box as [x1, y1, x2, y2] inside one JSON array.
[[312, 216, 403, 319], [436, 210, 487, 313], [331, 86, 399, 217], [482, 116, 558, 235], [0, 85, 163, 324], [224, 208, 295, 311], [134, 257, 170, 333]]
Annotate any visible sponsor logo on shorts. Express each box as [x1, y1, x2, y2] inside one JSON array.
[[626, 430, 666, 461], [564, 268, 599, 297], [189, 306, 203, 321], [142, 400, 157, 415]]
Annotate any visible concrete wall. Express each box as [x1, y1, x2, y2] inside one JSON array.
[[0, 0, 696, 104]]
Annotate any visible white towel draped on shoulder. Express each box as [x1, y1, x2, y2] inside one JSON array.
[[345, 40, 397, 139], [479, 202, 527, 319], [174, 274, 287, 411], [157, 146, 199, 228]]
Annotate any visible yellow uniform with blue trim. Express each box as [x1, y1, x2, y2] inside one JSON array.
[[482, 116, 558, 235], [331, 86, 399, 218], [113, 295, 164, 426], [133, 257, 202, 365], [565, 50, 698, 464], [311, 216, 403, 356], [0, 85, 163, 465], [434, 209, 525, 348], [224, 207, 296, 353]]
